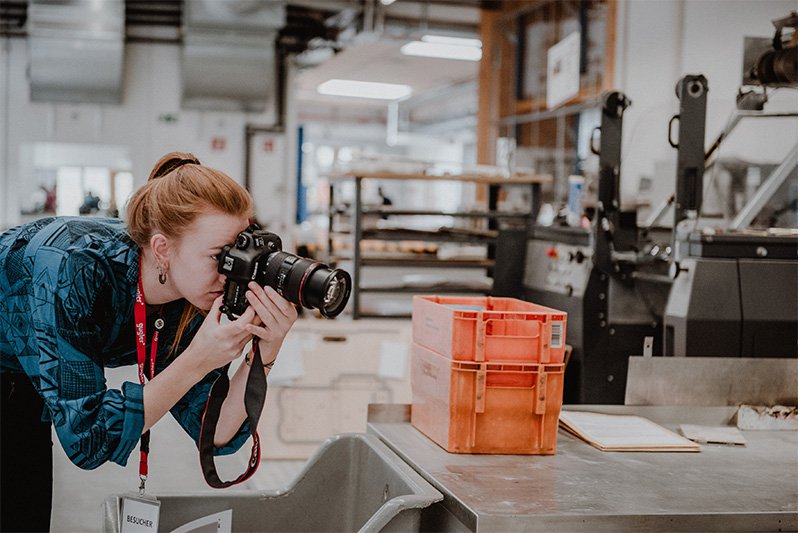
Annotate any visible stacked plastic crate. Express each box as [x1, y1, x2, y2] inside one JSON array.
[[410, 295, 568, 454]]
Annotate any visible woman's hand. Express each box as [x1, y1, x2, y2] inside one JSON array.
[[185, 297, 258, 374], [243, 283, 298, 367]]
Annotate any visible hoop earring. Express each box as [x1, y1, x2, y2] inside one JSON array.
[[158, 267, 167, 285]]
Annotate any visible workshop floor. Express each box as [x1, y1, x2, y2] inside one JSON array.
[[51, 314, 413, 533]]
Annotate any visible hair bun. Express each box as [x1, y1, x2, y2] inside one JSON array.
[[149, 152, 201, 181]]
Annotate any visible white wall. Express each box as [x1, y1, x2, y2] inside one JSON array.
[[0, 38, 289, 229], [614, 0, 797, 212], [1, 39, 15, 226]]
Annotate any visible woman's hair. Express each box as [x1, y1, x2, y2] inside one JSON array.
[[126, 151, 255, 354]]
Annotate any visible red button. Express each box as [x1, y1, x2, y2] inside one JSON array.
[[546, 247, 558, 259]]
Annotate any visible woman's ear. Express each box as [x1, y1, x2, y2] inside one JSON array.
[[149, 232, 171, 268]]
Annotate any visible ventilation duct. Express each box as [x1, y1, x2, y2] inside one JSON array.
[[182, 0, 286, 112], [28, 0, 125, 104]]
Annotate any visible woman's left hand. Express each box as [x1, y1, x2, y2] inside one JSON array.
[[244, 282, 299, 367]]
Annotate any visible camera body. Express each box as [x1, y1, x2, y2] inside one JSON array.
[[217, 224, 351, 319]]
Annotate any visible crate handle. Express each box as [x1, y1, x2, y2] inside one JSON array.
[[475, 367, 486, 414], [484, 318, 541, 340], [475, 319, 486, 361], [471, 367, 487, 448], [534, 372, 547, 415]]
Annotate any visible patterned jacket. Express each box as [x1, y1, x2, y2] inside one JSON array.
[[0, 217, 250, 469]]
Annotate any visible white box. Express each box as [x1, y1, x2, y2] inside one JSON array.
[[259, 318, 412, 459]]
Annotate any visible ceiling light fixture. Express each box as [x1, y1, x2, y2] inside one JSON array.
[[379, 0, 397, 5], [317, 79, 412, 100], [421, 35, 482, 48], [400, 35, 482, 61]]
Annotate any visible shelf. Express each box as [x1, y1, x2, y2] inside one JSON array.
[[358, 286, 491, 294], [356, 313, 412, 319], [329, 171, 551, 185], [358, 208, 532, 218], [362, 229, 497, 243], [329, 167, 536, 318], [360, 257, 494, 268], [331, 253, 492, 267]]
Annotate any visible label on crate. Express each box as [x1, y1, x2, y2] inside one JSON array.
[[550, 321, 564, 349]]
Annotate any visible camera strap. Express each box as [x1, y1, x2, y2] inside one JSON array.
[[198, 341, 266, 488]]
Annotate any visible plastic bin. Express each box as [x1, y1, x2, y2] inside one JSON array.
[[102, 433, 442, 533], [412, 295, 567, 363], [410, 343, 565, 454]]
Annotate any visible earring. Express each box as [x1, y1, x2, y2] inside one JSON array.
[[158, 266, 167, 285]]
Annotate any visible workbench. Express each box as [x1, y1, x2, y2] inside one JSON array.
[[367, 404, 797, 532]]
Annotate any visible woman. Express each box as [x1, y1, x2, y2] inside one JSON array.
[[0, 152, 297, 532]]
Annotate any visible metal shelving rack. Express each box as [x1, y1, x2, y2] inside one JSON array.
[[327, 170, 552, 318]]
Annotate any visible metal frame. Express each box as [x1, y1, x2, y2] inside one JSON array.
[[730, 143, 798, 229], [670, 75, 709, 228]]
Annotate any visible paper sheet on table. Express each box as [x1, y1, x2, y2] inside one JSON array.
[[559, 411, 701, 452], [679, 424, 747, 446]]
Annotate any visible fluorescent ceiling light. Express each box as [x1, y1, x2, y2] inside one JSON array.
[[401, 35, 482, 62], [421, 35, 482, 48], [317, 79, 412, 100], [401, 41, 482, 61]]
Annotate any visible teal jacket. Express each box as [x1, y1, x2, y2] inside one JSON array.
[[0, 217, 250, 469]]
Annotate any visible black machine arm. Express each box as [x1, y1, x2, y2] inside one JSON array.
[[670, 75, 709, 228], [591, 91, 637, 278]]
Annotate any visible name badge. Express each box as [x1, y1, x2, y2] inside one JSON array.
[[120, 495, 160, 533]]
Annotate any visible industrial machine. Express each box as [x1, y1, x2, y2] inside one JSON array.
[[513, 92, 673, 404], [497, 13, 798, 404], [512, 76, 796, 404], [663, 72, 798, 358]]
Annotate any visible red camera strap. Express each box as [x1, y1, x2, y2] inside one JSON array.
[[198, 344, 265, 488]]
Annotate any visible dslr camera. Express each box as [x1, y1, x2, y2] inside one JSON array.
[[217, 224, 351, 319]]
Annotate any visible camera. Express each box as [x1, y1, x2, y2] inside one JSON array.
[[217, 224, 351, 319]]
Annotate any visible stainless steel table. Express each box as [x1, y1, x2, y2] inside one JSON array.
[[367, 405, 797, 532]]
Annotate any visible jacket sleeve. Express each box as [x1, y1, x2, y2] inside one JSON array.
[[26, 247, 144, 470]]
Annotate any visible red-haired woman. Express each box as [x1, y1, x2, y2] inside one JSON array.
[[0, 152, 297, 532]]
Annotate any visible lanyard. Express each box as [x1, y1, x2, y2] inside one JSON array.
[[134, 263, 264, 491], [135, 264, 163, 495]]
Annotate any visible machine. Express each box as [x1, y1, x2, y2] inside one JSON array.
[[506, 60, 797, 403], [507, 92, 673, 404], [663, 71, 798, 358], [497, 14, 798, 404]]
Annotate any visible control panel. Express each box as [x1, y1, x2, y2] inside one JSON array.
[[524, 239, 593, 297]]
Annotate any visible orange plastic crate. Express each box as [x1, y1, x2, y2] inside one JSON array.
[[410, 343, 565, 455], [412, 295, 567, 363]]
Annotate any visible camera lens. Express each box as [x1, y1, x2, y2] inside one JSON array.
[[304, 268, 351, 317], [263, 252, 351, 317]]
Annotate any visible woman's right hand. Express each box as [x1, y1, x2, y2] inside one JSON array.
[[183, 296, 257, 374]]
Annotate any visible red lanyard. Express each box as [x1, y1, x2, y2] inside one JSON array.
[[134, 262, 263, 491], [135, 262, 162, 494]]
